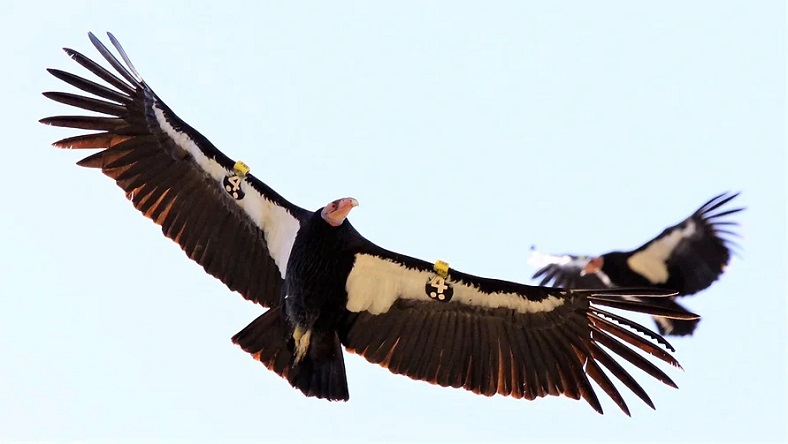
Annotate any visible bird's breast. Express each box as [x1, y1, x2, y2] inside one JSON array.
[[283, 226, 355, 328]]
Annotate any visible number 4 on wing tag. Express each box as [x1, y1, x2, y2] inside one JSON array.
[[426, 275, 453, 302], [223, 174, 245, 200]]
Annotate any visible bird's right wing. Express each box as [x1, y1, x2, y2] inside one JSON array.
[[335, 236, 694, 415], [40, 32, 312, 308], [528, 250, 612, 289]]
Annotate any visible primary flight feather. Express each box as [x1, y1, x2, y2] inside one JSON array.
[[42, 32, 697, 415]]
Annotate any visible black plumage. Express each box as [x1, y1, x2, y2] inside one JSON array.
[[530, 192, 743, 336], [43, 32, 699, 415]]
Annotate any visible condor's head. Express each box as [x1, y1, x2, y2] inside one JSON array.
[[320, 197, 359, 227]]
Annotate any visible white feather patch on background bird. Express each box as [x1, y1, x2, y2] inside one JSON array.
[[526, 249, 577, 268], [627, 220, 698, 283]]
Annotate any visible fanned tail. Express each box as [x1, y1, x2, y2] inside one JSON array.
[[232, 307, 350, 401]]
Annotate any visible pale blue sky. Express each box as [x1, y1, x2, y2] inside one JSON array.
[[1, 1, 785, 442]]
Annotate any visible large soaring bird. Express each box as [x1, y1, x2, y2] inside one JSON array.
[[42, 32, 697, 415], [529, 192, 742, 336]]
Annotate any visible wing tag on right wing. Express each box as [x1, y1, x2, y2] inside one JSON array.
[[425, 259, 453, 302]]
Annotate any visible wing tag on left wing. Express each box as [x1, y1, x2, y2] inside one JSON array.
[[223, 160, 250, 200], [425, 259, 453, 302]]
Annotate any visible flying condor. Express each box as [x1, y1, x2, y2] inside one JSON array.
[[42, 32, 698, 415], [529, 192, 742, 337]]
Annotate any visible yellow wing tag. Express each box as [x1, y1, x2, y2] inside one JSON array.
[[433, 259, 450, 278], [233, 160, 250, 177]]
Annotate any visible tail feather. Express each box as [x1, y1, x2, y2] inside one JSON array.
[[649, 299, 702, 337], [289, 334, 349, 401], [232, 307, 294, 376], [232, 307, 350, 401]]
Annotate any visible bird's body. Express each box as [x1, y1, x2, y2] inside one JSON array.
[[530, 192, 742, 336], [42, 32, 699, 415], [285, 209, 354, 335], [280, 205, 357, 394]]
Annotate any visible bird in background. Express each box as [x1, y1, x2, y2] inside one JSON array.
[[41, 32, 698, 415], [529, 192, 743, 336]]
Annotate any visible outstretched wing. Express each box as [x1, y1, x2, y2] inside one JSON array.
[[40, 32, 310, 307], [528, 249, 612, 289], [338, 234, 694, 415], [625, 192, 743, 295]]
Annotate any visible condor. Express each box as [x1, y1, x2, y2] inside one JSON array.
[[42, 32, 696, 415], [530, 192, 742, 336]]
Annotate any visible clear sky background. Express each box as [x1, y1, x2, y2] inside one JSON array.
[[0, 1, 785, 442]]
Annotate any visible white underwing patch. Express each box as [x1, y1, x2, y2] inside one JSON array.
[[627, 220, 697, 284], [243, 192, 300, 277], [153, 103, 300, 277], [346, 254, 565, 315]]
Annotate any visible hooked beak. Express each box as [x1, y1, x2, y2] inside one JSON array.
[[321, 197, 359, 226]]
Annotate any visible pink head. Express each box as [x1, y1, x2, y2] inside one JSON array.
[[320, 197, 359, 227], [580, 256, 604, 276]]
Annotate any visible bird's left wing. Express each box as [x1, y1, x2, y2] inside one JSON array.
[[339, 237, 694, 415], [626, 192, 743, 295], [40, 33, 311, 307], [528, 249, 612, 288]]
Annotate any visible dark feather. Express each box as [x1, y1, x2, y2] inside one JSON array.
[[588, 342, 655, 410], [591, 326, 677, 388], [64, 47, 137, 95], [43, 92, 126, 116], [46, 68, 132, 103]]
